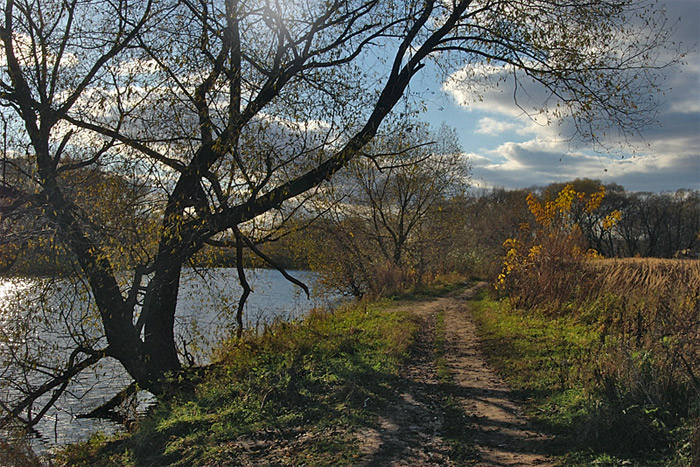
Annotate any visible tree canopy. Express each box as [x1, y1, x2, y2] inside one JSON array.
[[307, 121, 469, 296]]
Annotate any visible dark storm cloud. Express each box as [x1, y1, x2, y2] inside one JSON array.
[[444, 0, 700, 193]]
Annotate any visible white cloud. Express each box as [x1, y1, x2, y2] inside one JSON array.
[[441, 0, 700, 193], [466, 135, 699, 192], [475, 117, 525, 136]]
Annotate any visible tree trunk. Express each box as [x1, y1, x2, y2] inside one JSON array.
[[140, 264, 183, 384]]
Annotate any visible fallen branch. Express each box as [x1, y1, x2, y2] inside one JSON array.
[[77, 382, 139, 424]]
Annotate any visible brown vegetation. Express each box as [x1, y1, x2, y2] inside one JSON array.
[[493, 184, 699, 461], [582, 258, 700, 410], [501, 254, 699, 461]]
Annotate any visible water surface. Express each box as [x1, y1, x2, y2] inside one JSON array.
[[0, 268, 325, 450]]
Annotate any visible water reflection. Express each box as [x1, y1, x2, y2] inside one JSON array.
[[0, 268, 324, 451]]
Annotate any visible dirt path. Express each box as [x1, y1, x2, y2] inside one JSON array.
[[358, 283, 555, 466]]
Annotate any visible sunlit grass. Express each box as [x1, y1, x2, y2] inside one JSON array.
[[471, 279, 699, 466], [55, 300, 418, 466]]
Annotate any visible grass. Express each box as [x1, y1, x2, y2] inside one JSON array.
[[470, 284, 699, 466], [45, 260, 700, 465], [389, 273, 468, 301], [54, 299, 419, 466]]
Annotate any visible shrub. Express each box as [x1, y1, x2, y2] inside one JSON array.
[[496, 184, 619, 310], [493, 184, 698, 462]]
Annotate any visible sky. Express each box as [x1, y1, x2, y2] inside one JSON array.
[[417, 0, 700, 193]]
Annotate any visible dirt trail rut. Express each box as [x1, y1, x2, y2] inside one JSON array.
[[359, 283, 554, 466]]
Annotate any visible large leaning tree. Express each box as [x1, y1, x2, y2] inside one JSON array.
[[0, 0, 679, 426]]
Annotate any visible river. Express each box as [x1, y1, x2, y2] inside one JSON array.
[[0, 268, 328, 451]]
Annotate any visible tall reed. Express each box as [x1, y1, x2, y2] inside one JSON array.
[[516, 257, 699, 459]]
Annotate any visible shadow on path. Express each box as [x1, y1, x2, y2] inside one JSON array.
[[358, 285, 557, 466]]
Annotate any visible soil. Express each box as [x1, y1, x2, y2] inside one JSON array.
[[356, 283, 555, 466], [234, 282, 557, 466]]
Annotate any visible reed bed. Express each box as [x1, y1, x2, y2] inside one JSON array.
[[587, 258, 700, 299], [582, 258, 700, 393], [503, 257, 699, 461], [571, 259, 698, 460]]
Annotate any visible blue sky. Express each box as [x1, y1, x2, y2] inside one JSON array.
[[417, 0, 700, 193]]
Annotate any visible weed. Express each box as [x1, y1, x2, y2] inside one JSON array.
[[471, 289, 699, 466], [492, 186, 698, 464]]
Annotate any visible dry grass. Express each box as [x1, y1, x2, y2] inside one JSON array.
[[0, 431, 42, 466], [574, 259, 699, 462], [588, 258, 700, 298], [582, 259, 700, 417], [492, 257, 700, 462]]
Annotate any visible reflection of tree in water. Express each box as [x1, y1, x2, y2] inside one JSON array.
[[0, 269, 320, 449]]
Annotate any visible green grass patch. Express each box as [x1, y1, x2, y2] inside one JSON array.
[[55, 301, 419, 466], [469, 291, 698, 466]]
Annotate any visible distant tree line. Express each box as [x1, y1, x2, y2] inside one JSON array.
[[279, 177, 699, 297], [528, 180, 699, 259], [463, 179, 700, 279], [597, 189, 699, 259]]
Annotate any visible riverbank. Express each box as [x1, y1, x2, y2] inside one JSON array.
[[50, 281, 557, 466], [54, 293, 421, 465], [7, 277, 697, 466], [0, 268, 326, 452]]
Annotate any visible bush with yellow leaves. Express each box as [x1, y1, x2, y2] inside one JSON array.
[[496, 184, 620, 309]]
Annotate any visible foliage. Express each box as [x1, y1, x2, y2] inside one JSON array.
[[496, 184, 620, 309], [483, 182, 699, 463], [0, 425, 43, 467], [473, 258, 700, 465], [54, 300, 417, 466], [460, 181, 700, 284], [454, 187, 534, 280], [306, 122, 471, 297]]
